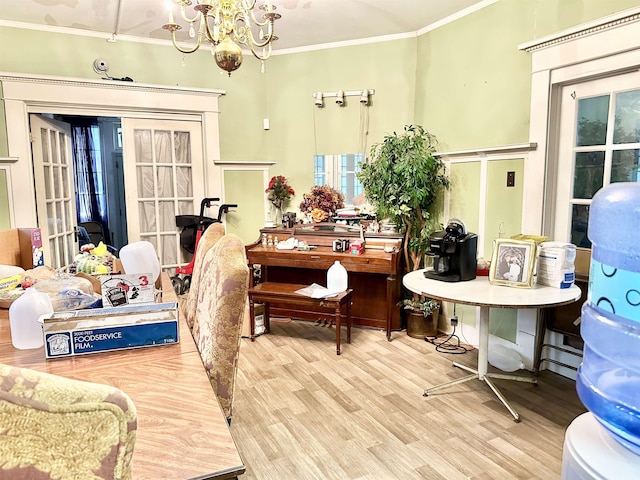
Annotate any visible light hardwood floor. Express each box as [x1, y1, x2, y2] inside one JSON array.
[[231, 319, 586, 479]]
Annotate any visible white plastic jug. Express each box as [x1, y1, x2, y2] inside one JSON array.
[[488, 344, 524, 372], [9, 287, 53, 349], [119, 241, 161, 283], [327, 260, 348, 292]]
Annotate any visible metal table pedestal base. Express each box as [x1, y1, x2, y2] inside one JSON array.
[[423, 362, 537, 422]]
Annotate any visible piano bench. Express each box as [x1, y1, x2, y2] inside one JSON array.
[[247, 282, 353, 355]]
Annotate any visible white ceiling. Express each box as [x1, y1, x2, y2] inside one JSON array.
[[0, 0, 490, 51]]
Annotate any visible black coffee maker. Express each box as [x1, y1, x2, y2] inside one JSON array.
[[423, 218, 477, 282]]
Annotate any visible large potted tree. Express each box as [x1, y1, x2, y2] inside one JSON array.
[[357, 125, 450, 336]]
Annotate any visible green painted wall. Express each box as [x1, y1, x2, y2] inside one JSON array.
[[223, 170, 264, 244], [489, 307, 517, 342], [248, 39, 418, 206], [485, 158, 524, 257], [449, 162, 481, 239], [414, 0, 640, 150]]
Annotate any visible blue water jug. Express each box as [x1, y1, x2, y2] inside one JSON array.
[[576, 182, 640, 454]]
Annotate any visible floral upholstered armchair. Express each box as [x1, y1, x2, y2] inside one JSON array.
[[191, 233, 249, 422], [0, 363, 137, 480], [180, 222, 226, 330]]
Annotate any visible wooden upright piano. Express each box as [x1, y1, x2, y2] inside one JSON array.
[[245, 223, 404, 341]]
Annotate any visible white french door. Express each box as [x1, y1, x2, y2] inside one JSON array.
[[553, 72, 640, 246], [30, 114, 77, 269], [121, 118, 205, 271]]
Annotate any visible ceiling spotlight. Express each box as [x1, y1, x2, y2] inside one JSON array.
[[314, 91, 324, 108], [360, 89, 369, 105], [336, 89, 345, 106]]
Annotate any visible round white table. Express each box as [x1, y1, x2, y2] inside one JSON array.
[[403, 270, 582, 422]]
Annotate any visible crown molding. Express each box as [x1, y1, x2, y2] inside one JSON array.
[[0, 72, 225, 97], [519, 6, 640, 53]]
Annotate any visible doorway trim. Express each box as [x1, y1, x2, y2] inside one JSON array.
[[1, 72, 225, 228], [517, 7, 640, 377], [517, 7, 640, 235]]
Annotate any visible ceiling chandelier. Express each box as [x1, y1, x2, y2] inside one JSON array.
[[163, 0, 281, 76]]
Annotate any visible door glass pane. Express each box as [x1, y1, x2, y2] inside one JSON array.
[[178, 200, 192, 216], [571, 204, 591, 248], [54, 203, 62, 234], [159, 200, 175, 231], [155, 131, 172, 164], [58, 132, 67, 165], [56, 237, 64, 266], [49, 237, 56, 265], [176, 167, 192, 197], [611, 149, 640, 183], [161, 234, 178, 265], [64, 200, 72, 232], [141, 235, 158, 251], [576, 95, 610, 146], [63, 237, 74, 266], [53, 166, 61, 198], [157, 166, 174, 198], [47, 204, 55, 235], [61, 165, 69, 197], [139, 201, 156, 233], [134, 129, 152, 163], [44, 166, 52, 198], [40, 128, 49, 163], [613, 89, 640, 144], [50, 130, 59, 164], [573, 151, 604, 199], [137, 166, 155, 198], [174, 131, 191, 164]]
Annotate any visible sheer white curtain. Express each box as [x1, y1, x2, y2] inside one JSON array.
[[132, 127, 196, 268]]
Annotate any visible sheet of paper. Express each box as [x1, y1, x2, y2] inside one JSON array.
[[295, 283, 341, 298]]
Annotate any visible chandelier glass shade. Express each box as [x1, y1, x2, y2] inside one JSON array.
[[163, 0, 280, 75]]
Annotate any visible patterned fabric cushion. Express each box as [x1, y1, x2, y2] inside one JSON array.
[[180, 222, 225, 330], [0, 363, 137, 480], [191, 234, 249, 420]]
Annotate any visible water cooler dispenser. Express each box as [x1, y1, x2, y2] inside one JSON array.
[[562, 182, 640, 478]]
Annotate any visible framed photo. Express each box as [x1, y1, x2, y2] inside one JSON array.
[[489, 238, 537, 288]]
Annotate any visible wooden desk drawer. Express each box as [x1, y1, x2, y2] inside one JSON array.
[[247, 247, 396, 274]]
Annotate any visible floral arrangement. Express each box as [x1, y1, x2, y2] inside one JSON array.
[[265, 175, 295, 209], [299, 185, 345, 221]]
